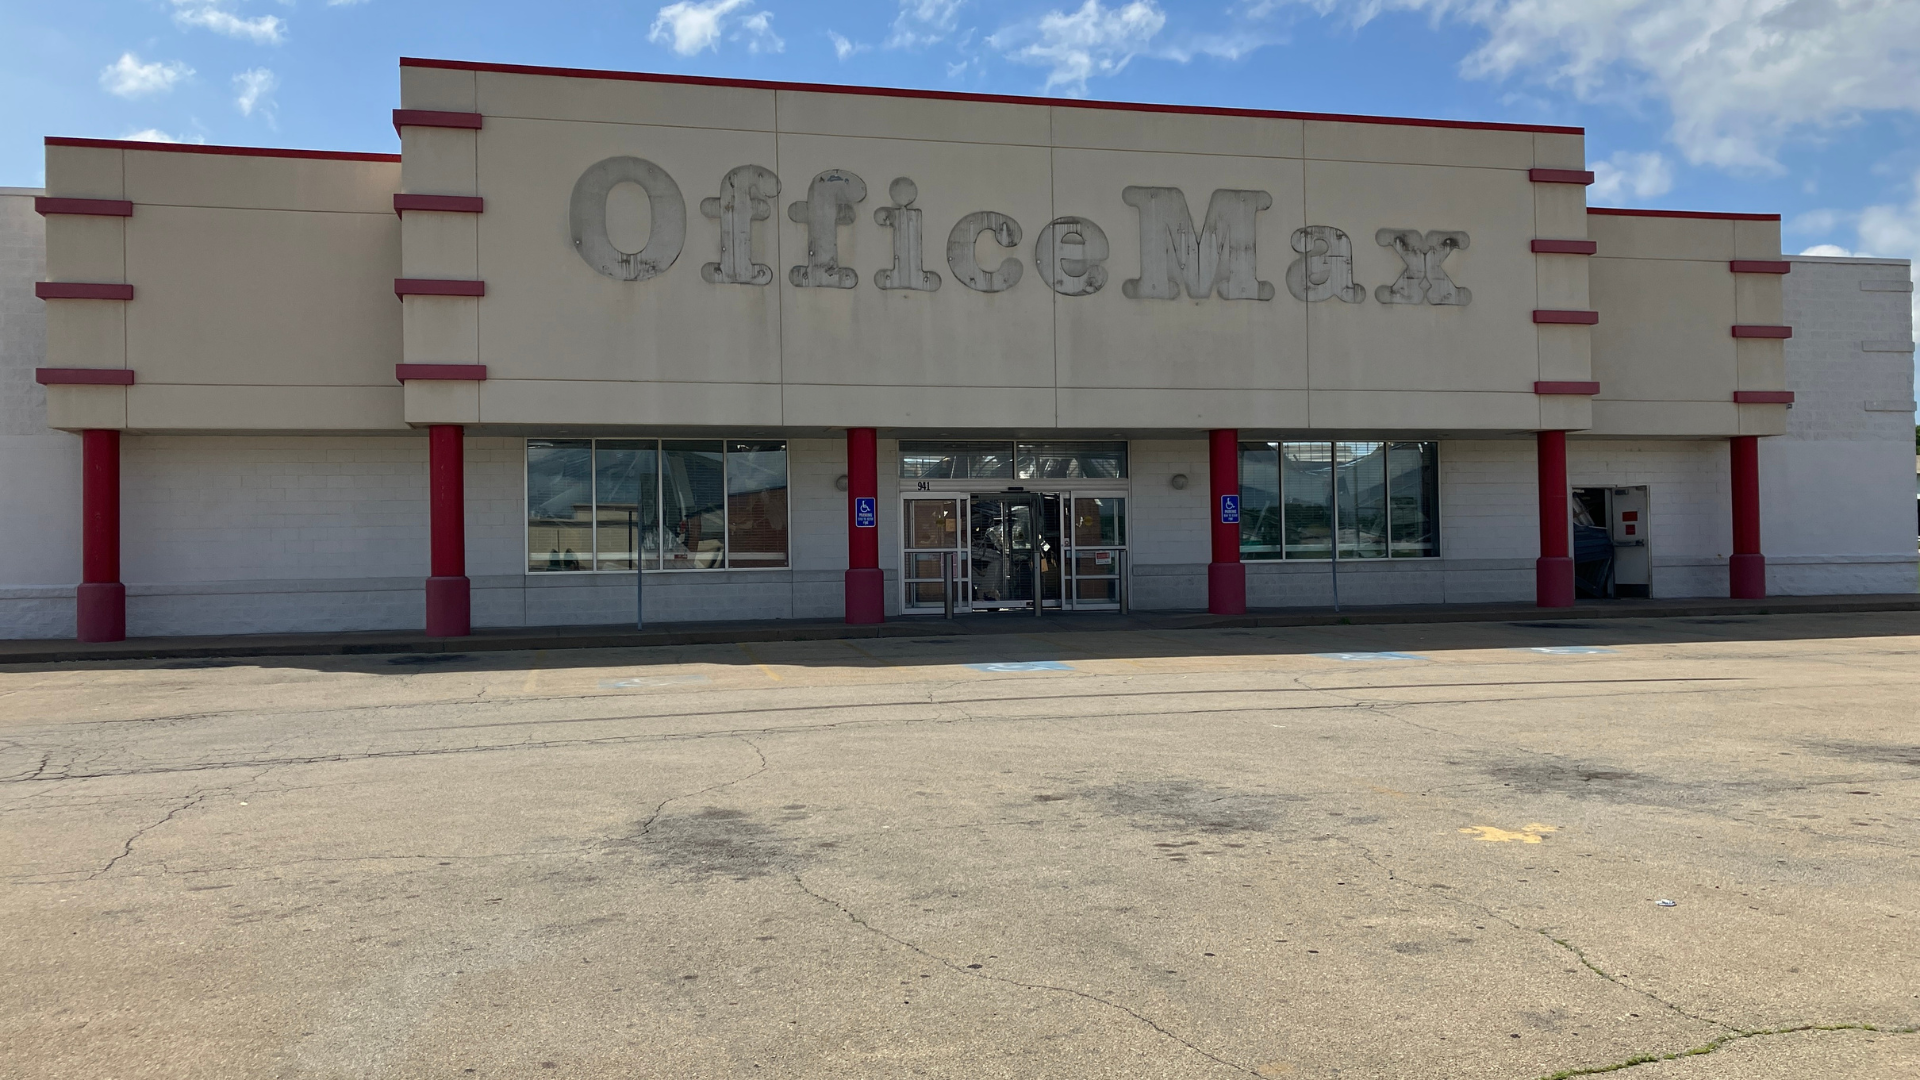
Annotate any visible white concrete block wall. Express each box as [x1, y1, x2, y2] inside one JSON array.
[[1568, 440, 1731, 598], [1127, 439, 1209, 609]]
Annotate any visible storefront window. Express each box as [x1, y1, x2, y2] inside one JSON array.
[[1018, 441, 1128, 480], [899, 441, 1015, 479], [899, 441, 1128, 480], [1240, 441, 1439, 560], [527, 439, 787, 572]]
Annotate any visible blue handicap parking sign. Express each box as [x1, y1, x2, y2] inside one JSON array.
[[1220, 494, 1240, 524], [854, 497, 877, 528]]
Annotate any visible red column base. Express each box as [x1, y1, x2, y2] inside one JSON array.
[[76, 582, 126, 643], [1729, 553, 1766, 600], [425, 575, 471, 637], [1207, 561, 1247, 615], [845, 567, 885, 625], [1536, 557, 1575, 608]]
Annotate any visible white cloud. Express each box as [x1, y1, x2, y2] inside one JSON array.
[[1271, 0, 1920, 173], [828, 31, 869, 61], [1797, 244, 1857, 257], [1588, 150, 1672, 203], [888, 0, 965, 49], [100, 53, 193, 99], [1856, 173, 1920, 340], [649, 0, 782, 55], [172, 2, 288, 45], [234, 67, 279, 124], [991, 0, 1168, 95], [121, 128, 207, 144]]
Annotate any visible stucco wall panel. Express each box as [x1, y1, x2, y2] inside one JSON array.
[[1310, 390, 1541, 431], [1533, 250, 1589, 311], [1055, 388, 1307, 430], [45, 146, 124, 200], [399, 64, 476, 113], [1734, 273, 1784, 325], [785, 383, 1056, 430], [43, 384, 127, 430], [1536, 323, 1592, 384], [1590, 257, 1736, 402], [402, 380, 479, 424], [402, 296, 479, 366], [1048, 107, 1303, 158], [1589, 400, 1738, 437], [1533, 184, 1587, 240], [1587, 214, 1733, 262], [1733, 219, 1783, 261], [1304, 120, 1533, 170], [475, 71, 775, 131], [124, 152, 397, 215], [128, 385, 405, 431], [399, 212, 477, 279], [43, 215, 124, 283], [1533, 133, 1585, 169], [44, 300, 125, 373], [399, 128, 478, 197], [778, 89, 1049, 146], [476, 379, 783, 427]]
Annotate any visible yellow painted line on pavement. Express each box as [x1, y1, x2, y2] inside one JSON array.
[[737, 642, 782, 681], [521, 649, 545, 693], [1460, 823, 1557, 843]]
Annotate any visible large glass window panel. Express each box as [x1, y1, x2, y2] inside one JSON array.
[[1282, 442, 1333, 559], [898, 441, 1014, 479], [661, 440, 727, 570], [1336, 442, 1389, 559], [1070, 497, 1125, 547], [593, 440, 658, 571], [908, 499, 961, 549], [1238, 442, 1283, 560], [1388, 442, 1440, 558], [527, 439, 594, 572], [1016, 441, 1128, 480], [725, 441, 788, 568]]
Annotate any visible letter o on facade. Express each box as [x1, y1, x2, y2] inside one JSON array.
[[1034, 216, 1109, 297], [947, 211, 1024, 293], [570, 156, 686, 282]]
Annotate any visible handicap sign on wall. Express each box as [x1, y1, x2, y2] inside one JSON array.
[[854, 497, 877, 528], [1220, 494, 1240, 524]]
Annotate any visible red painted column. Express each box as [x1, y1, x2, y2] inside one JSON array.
[[1536, 430, 1574, 608], [1729, 435, 1765, 599], [77, 429, 126, 642], [845, 427, 884, 624], [425, 424, 471, 637], [1207, 429, 1246, 615]]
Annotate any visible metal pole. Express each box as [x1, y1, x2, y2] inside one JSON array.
[[1033, 496, 1045, 618], [943, 550, 955, 619], [1118, 549, 1130, 615], [1329, 441, 1341, 613]]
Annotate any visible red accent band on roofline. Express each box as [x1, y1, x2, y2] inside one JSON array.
[[1588, 207, 1782, 222], [1532, 239, 1597, 255], [36, 282, 133, 300], [35, 197, 133, 217], [1730, 260, 1791, 274], [36, 368, 135, 386], [394, 194, 485, 215], [395, 278, 486, 298], [1734, 391, 1794, 404], [392, 109, 484, 136], [45, 137, 400, 163], [396, 364, 488, 382], [1529, 168, 1594, 185], [1533, 309, 1599, 325], [1534, 381, 1600, 395], [398, 57, 1584, 136], [1732, 325, 1792, 339]]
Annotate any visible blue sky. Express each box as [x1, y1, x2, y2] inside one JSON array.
[[4, 0, 1917, 301]]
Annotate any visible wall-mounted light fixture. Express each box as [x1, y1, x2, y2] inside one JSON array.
[[835, 474, 850, 492], [1170, 473, 1189, 490]]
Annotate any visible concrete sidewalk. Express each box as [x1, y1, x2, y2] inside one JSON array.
[[2, 592, 1917, 665]]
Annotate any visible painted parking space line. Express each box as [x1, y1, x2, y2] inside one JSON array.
[[599, 674, 713, 689], [966, 661, 1075, 673], [1314, 652, 1429, 662], [1517, 646, 1617, 655]]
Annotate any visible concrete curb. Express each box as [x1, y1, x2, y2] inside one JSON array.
[[3, 593, 1917, 666]]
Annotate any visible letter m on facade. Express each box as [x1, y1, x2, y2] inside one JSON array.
[[1121, 187, 1275, 301]]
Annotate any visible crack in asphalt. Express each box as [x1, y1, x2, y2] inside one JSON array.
[[89, 790, 211, 879], [790, 872, 1257, 1077], [1533, 1022, 1920, 1080], [638, 736, 769, 837]]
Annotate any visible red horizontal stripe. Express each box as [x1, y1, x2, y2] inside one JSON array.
[[398, 57, 1584, 136], [1731, 325, 1792, 339], [35, 368, 135, 386], [45, 136, 399, 163], [393, 109, 484, 135], [394, 278, 486, 298], [36, 282, 133, 300], [1529, 168, 1595, 185], [1531, 239, 1597, 255], [1733, 391, 1794, 404], [1533, 309, 1599, 325], [1589, 207, 1781, 222], [35, 197, 133, 217], [396, 364, 489, 382], [1534, 381, 1600, 395], [393, 194, 485, 215], [1729, 260, 1791, 274]]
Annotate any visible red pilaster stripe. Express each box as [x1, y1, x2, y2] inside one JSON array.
[[1729, 260, 1791, 274], [396, 364, 488, 382], [1530, 168, 1595, 185], [1533, 309, 1599, 325], [1532, 239, 1597, 255], [393, 193, 485, 215], [35, 197, 133, 217], [394, 278, 486, 298], [1732, 325, 1792, 339], [1534, 381, 1600, 395], [36, 282, 133, 300], [36, 368, 135, 385], [1734, 391, 1794, 404], [393, 109, 483, 135]]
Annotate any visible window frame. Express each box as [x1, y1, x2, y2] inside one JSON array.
[[524, 437, 791, 574], [1238, 439, 1441, 562]]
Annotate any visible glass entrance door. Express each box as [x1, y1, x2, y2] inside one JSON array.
[[968, 494, 1061, 610], [1066, 495, 1126, 608]]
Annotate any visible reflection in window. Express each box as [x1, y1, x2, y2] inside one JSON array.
[[528, 440, 593, 572], [900, 441, 1129, 480], [726, 441, 788, 568], [594, 440, 657, 571], [1240, 441, 1439, 560], [1018, 442, 1128, 480], [662, 441, 726, 570], [899, 441, 1015, 479]]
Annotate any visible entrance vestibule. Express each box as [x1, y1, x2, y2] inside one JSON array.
[[1572, 486, 1651, 599], [901, 491, 1127, 614]]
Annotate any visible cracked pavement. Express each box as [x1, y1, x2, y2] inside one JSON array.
[[2, 611, 1917, 1079]]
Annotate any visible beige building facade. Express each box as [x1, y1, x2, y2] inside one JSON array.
[[3, 58, 1913, 641]]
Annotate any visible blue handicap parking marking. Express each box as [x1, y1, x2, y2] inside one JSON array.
[[1518, 646, 1616, 655], [1315, 651, 1428, 662], [966, 661, 1074, 673]]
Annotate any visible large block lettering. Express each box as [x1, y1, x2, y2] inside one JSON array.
[[569, 157, 686, 282], [874, 178, 940, 292], [947, 211, 1023, 293], [1375, 229, 1472, 306], [1121, 187, 1274, 301], [1034, 216, 1110, 297], [1285, 226, 1365, 304], [700, 165, 780, 286], [788, 170, 867, 289]]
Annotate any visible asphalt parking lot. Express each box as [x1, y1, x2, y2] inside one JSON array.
[[3, 611, 1917, 1079]]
